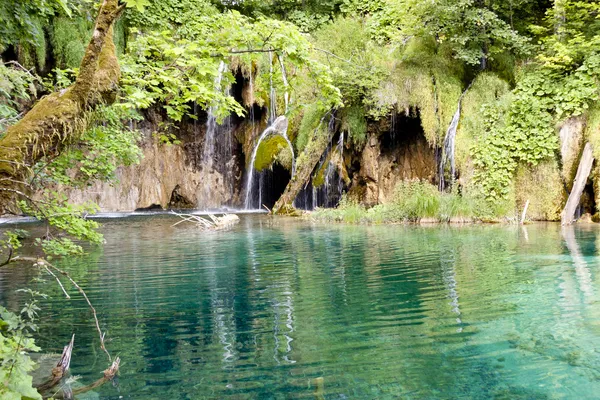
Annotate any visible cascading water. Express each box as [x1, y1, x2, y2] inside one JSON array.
[[439, 86, 470, 191], [244, 53, 296, 210], [296, 115, 345, 210], [198, 61, 236, 209], [268, 52, 277, 123], [244, 117, 296, 210], [278, 54, 289, 114]]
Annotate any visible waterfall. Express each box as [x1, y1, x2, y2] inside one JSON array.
[[198, 61, 235, 209], [439, 86, 470, 191], [278, 54, 289, 113], [202, 61, 228, 166], [299, 118, 344, 211], [336, 131, 344, 198], [244, 116, 295, 210]]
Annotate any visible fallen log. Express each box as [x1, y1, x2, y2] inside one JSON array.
[[36, 335, 75, 393], [171, 212, 240, 230], [561, 142, 594, 225], [47, 358, 121, 399]]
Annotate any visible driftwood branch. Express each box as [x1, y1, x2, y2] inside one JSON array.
[[47, 357, 121, 400], [36, 335, 75, 393], [171, 212, 240, 230], [43, 265, 71, 299]]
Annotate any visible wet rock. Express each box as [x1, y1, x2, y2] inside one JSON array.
[[577, 213, 594, 224], [168, 184, 195, 209]]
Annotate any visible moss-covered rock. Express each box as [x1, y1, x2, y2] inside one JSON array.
[[514, 160, 564, 221], [254, 134, 293, 171]]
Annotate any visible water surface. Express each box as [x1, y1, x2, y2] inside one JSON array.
[[2, 216, 600, 399]]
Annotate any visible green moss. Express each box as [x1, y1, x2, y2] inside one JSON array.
[[585, 106, 600, 160], [456, 72, 510, 180], [373, 38, 464, 146], [312, 154, 332, 188], [341, 104, 367, 148], [50, 16, 92, 69], [0, 89, 82, 175], [254, 135, 292, 171], [296, 103, 325, 152], [514, 160, 564, 221]]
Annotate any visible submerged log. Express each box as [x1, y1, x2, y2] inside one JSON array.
[[0, 0, 124, 214], [561, 142, 594, 225], [46, 357, 121, 400], [36, 335, 75, 393]]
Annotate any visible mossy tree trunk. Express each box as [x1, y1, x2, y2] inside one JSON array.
[[273, 118, 333, 214], [0, 0, 124, 214]]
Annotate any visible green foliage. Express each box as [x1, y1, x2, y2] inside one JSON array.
[[0, 63, 38, 133], [120, 29, 242, 121], [312, 180, 496, 224], [223, 0, 343, 32], [19, 192, 103, 257], [296, 103, 326, 152], [341, 104, 367, 148], [50, 16, 91, 69], [456, 72, 510, 175], [122, 12, 341, 122], [127, 0, 217, 29], [310, 195, 367, 223], [44, 105, 142, 187], [0, 0, 63, 53], [472, 53, 600, 200], [366, 0, 531, 66], [312, 17, 385, 106], [0, 297, 44, 400]]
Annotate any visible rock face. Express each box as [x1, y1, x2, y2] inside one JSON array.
[[64, 137, 240, 212], [355, 128, 436, 206]]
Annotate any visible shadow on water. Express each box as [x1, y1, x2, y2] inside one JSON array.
[[2, 218, 600, 398]]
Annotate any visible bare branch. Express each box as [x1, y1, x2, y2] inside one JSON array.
[[43, 266, 71, 299], [15, 257, 111, 362], [313, 47, 369, 69]]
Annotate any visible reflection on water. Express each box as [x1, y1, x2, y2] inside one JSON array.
[[2, 217, 600, 399]]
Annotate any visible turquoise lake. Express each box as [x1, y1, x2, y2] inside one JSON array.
[[2, 215, 600, 399]]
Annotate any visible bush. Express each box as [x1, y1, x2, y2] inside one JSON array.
[[311, 179, 511, 224]]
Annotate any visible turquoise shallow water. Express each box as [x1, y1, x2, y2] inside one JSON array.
[[2, 216, 600, 399]]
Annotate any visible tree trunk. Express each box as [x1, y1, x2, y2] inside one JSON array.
[[561, 142, 594, 225], [273, 114, 334, 214], [0, 0, 123, 214]]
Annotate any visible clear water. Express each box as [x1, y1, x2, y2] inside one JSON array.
[[2, 217, 600, 399]]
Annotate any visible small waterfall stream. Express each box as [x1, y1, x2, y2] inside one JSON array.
[[278, 54, 289, 113], [268, 52, 277, 123], [202, 61, 229, 166], [439, 86, 470, 191], [198, 61, 236, 209], [296, 116, 345, 210], [244, 117, 296, 210], [244, 53, 296, 210]]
